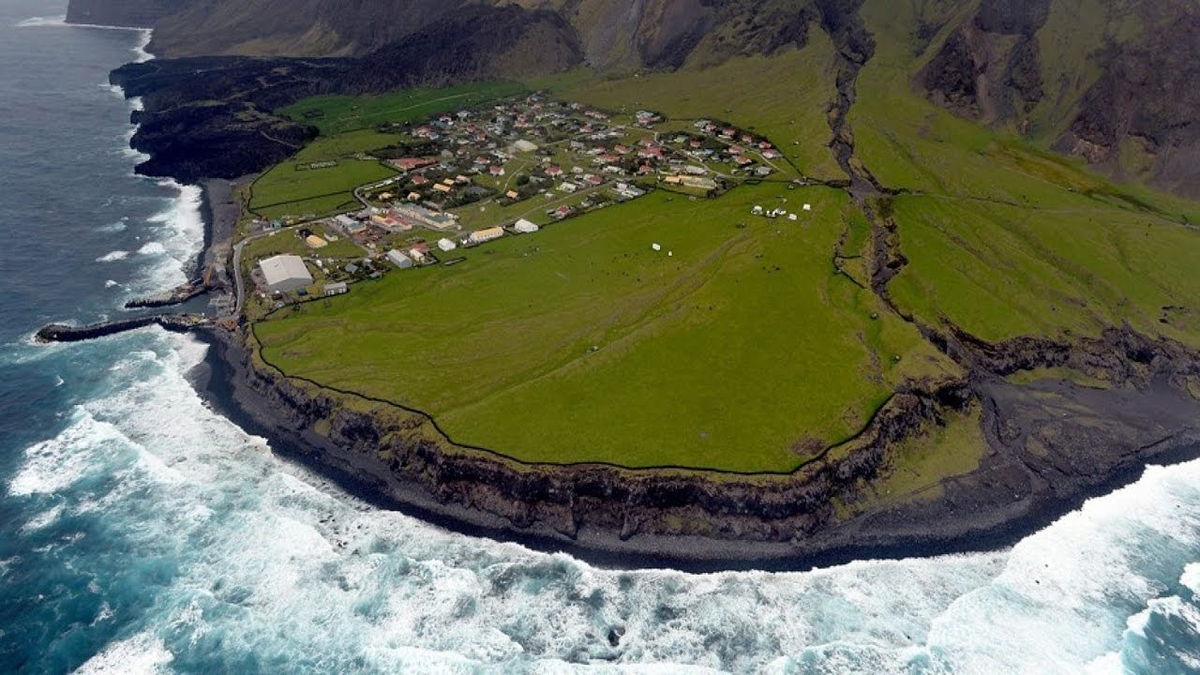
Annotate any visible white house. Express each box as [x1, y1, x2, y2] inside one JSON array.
[[437, 237, 458, 252], [514, 218, 539, 234], [259, 254, 312, 293], [386, 249, 414, 269]]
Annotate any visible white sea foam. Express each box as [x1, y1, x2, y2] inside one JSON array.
[[123, 147, 150, 163], [75, 631, 174, 675], [8, 409, 126, 497], [21, 503, 65, 533], [129, 182, 204, 294], [99, 218, 129, 233], [18, 16, 148, 32], [133, 29, 153, 63], [15, 15, 66, 28], [96, 250, 129, 262], [15, 330, 1200, 673], [1181, 563, 1200, 595]]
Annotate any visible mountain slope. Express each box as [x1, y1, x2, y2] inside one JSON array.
[[914, 0, 1200, 196], [71, 0, 1200, 197]]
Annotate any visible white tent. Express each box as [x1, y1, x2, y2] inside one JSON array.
[[514, 218, 540, 234]]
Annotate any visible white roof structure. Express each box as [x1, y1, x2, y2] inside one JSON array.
[[437, 237, 458, 252], [386, 249, 414, 268], [514, 218, 539, 233], [513, 139, 539, 153], [652, 243, 662, 251], [802, 203, 812, 211], [259, 254, 312, 293]]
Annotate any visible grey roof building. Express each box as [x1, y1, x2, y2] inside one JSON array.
[[259, 254, 313, 293]]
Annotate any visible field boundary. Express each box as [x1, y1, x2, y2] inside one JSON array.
[[249, 320, 896, 478]]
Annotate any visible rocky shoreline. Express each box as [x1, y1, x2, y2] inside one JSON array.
[[183, 315, 1200, 570], [156, 154, 1200, 571], [98, 41, 1200, 571]]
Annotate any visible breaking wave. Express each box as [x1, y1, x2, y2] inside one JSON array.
[[14, 14, 66, 28], [130, 182, 203, 295], [4, 330, 1199, 672], [96, 250, 129, 263]]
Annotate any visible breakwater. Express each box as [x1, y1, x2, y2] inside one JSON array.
[[124, 277, 211, 309], [36, 314, 209, 343]]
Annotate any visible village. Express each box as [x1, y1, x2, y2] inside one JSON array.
[[242, 93, 803, 311]]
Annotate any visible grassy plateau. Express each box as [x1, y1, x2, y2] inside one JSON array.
[[257, 184, 954, 472], [247, 13, 1200, 482]]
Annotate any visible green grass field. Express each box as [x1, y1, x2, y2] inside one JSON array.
[[838, 5, 1200, 347], [243, 17, 1200, 485], [279, 81, 530, 136], [249, 130, 397, 220], [257, 184, 956, 471]]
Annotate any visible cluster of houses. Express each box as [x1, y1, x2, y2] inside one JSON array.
[[368, 94, 785, 230], [250, 94, 802, 311]]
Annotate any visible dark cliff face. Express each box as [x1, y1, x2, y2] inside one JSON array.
[[1058, 3, 1200, 197], [197, 314, 1200, 568], [917, 0, 1200, 197], [78, 0, 1200, 194], [920, 0, 1050, 123], [108, 4, 582, 183]]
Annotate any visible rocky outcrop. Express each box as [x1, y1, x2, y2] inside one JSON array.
[[1058, 3, 1200, 197], [916, 0, 1200, 197], [108, 5, 582, 183], [192, 318, 1200, 569], [920, 0, 1049, 124]]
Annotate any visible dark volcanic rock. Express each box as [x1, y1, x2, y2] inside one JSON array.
[[109, 4, 583, 184], [111, 58, 336, 182], [1060, 4, 1200, 196], [189, 315, 1200, 569], [922, 30, 979, 118], [973, 0, 1051, 35]]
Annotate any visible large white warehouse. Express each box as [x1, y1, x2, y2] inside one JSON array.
[[259, 254, 313, 293]]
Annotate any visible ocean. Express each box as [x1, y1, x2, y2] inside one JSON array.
[[1, 2, 1199, 673]]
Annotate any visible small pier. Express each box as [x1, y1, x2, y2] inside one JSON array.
[[36, 314, 211, 343], [124, 275, 214, 310]]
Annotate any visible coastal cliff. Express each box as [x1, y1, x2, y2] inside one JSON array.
[[193, 325, 1200, 569]]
